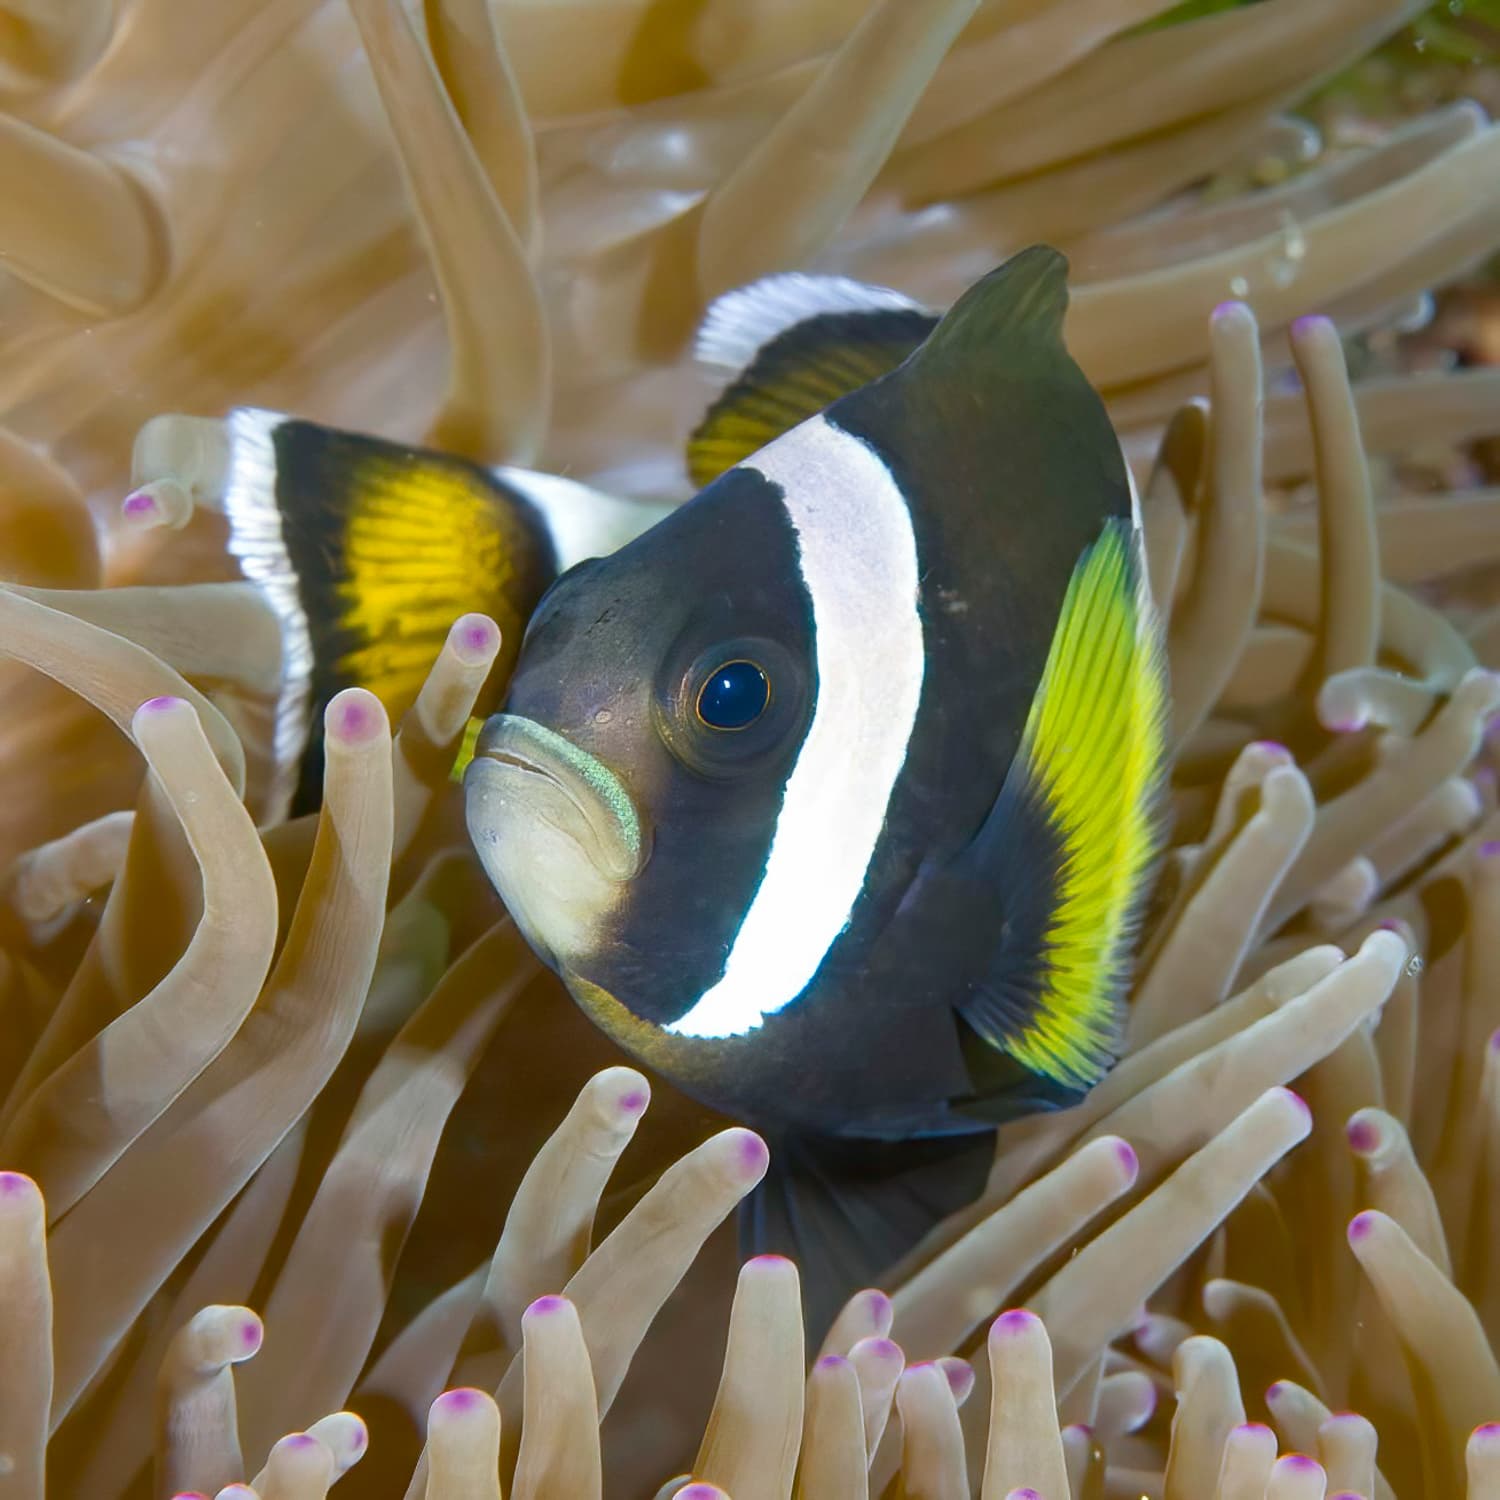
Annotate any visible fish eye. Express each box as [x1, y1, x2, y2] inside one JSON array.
[[695, 660, 770, 731], [657, 634, 807, 778]]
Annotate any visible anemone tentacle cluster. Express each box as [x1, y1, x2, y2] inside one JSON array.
[[6, 1, 1500, 1497]]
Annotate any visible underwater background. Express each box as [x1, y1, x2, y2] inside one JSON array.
[[6, 0, 1500, 1496]]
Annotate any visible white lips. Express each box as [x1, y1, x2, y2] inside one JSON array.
[[464, 715, 646, 970]]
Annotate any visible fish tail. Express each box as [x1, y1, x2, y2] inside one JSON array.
[[218, 409, 558, 814]]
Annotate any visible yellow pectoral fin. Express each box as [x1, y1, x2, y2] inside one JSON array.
[[966, 518, 1169, 1094]]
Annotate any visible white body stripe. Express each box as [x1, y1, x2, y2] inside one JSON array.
[[667, 416, 926, 1039]]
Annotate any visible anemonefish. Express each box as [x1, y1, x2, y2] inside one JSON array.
[[463, 246, 1169, 1324], [142, 408, 671, 818]]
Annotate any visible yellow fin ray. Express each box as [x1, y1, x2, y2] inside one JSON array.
[[225, 411, 557, 812], [1001, 518, 1168, 1090]]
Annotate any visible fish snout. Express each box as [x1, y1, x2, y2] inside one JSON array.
[[464, 714, 649, 972], [466, 714, 649, 883]]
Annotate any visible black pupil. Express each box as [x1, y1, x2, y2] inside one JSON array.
[[697, 660, 770, 731]]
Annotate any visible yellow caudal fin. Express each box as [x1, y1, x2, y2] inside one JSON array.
[[959, 517, 1168, 1098], [686, 273, 934, 487], [221, 410, 559, 811]]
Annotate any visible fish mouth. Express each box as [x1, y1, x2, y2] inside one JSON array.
[[465, 714, 648, 886]]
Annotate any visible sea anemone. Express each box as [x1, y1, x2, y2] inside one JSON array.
[[5, 2, 1500, 1497]]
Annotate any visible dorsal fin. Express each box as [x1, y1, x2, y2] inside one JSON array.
[[694, 271, 928, 375], [902, 244, 1070, 378], [824, 245, 1131, 633], [686, 272, 935, 487]]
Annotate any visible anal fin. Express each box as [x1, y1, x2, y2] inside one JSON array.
[[742, 1130, 996, 1342]]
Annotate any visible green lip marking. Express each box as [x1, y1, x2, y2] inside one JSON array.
[[471, 714, 647, 883]]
